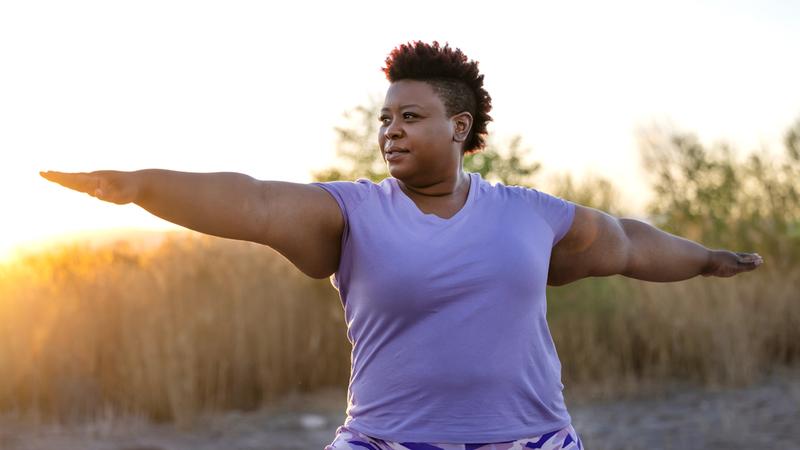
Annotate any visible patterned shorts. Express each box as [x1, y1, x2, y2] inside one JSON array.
[[324, 424, 584, 450]]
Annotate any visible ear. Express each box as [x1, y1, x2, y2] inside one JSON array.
[[451, 112, 473, 144]]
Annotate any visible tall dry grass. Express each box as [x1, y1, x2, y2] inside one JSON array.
[[548, 265, 800, 400], [0, 232, 797, 424], [0, 232, 349, 425]]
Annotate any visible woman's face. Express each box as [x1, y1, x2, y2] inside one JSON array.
[[378, 79, 465, 185]]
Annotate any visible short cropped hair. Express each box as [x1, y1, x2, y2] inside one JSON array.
[[382, 41, 493, 154]]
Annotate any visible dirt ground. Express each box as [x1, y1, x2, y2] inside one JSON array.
[[2, 369, 798, 450], [568, 368, 800, 449]]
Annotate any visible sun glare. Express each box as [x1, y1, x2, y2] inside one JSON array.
[[0, 226, 178, 266], [2, 1, 798, 263]]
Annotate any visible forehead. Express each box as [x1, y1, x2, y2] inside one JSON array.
[[382, 80, 445, 112]]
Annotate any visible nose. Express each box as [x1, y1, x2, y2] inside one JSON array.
[[384, 119, 403, 141]]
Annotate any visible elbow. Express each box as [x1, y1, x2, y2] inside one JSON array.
[[614, 219, 638, 277], [616, 246, 636, 278]]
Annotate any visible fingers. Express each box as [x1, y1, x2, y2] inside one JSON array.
[[40, 171, 99, 195], [718, 252, 764, 277], [736, 252, 764, 268], [705, 250, 764, 278], [41, 170, 136, 205]]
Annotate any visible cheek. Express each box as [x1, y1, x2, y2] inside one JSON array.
[[379, 127, 389, 137], [422, 124, 452, 149]]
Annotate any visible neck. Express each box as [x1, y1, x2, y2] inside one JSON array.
[[399, 170, 469, 198]]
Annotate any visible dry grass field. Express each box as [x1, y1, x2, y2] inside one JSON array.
[[0, 231, 797, 427]]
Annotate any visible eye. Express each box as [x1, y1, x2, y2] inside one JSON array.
[[379, 116, 390, 125], [403, 112, 418, 119]]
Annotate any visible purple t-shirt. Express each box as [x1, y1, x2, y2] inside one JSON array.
[[311, 172, 576, 443]]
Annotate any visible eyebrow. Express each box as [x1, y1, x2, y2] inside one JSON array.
[[380, 104, 425, 112]]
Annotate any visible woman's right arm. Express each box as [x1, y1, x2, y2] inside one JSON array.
[[40, 169, 344, 279]]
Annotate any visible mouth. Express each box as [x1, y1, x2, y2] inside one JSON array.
[[384, 145, 409, 161], [385, 150, 409, 162]]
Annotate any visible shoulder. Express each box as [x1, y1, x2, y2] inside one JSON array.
[[310, 177, 386, 213], [483, 178, 572, 212], [486, 180, 576, 244], [469, 175, 531, 201], [311, 177, 380, 193]]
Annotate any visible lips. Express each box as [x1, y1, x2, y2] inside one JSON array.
[[385, 150, 408, 162], [384, 145, 409, 162]]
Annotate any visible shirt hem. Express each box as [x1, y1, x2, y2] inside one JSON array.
[[344, 418, 573, 444]]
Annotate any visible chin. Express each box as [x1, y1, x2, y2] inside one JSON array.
[[390, 169, 429, 188], [387, 165, 409, 180]]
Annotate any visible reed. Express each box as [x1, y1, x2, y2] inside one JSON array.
[[0, 233, 349, 425], [0, 232, 796, 423], [548, 264, 800, 400]]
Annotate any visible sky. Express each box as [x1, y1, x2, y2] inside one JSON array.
[[1, 0, 799, 261]]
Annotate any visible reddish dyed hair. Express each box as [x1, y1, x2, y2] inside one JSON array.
[[382, 41, 493, 154]]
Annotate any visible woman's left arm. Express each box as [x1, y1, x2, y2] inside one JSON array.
[[547, 205, 763, 286]]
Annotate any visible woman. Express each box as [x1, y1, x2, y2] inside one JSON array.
[[41, 41, 762, 450]]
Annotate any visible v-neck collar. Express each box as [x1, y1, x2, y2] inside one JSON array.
[[391, 172, 477, 224]]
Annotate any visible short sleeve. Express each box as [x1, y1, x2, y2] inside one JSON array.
[[526, 189, 576, 246], [309, 179, 372, 289], [309, 179, 372, 228]]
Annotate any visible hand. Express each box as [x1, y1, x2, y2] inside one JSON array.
[[702, 250, 764, 277], [40, 170, 141, 205]]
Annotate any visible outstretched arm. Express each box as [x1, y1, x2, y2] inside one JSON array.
[[547, 205, 763, 286], [40, 170, 344, 279]]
